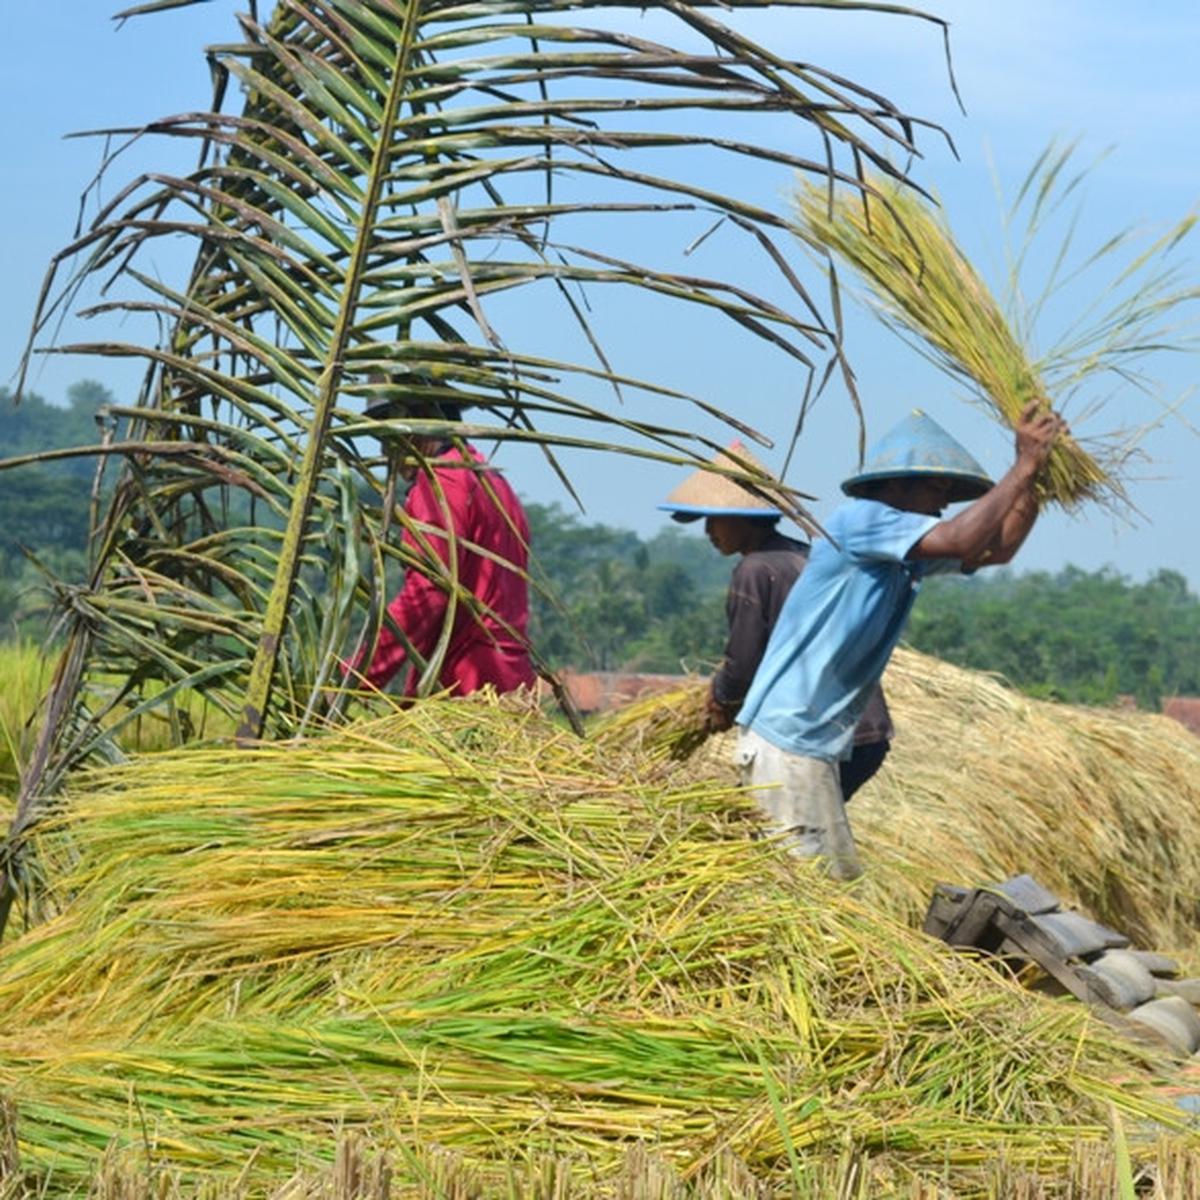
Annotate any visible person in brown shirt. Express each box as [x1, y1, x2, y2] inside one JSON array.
[[659, 442, 892, 800]]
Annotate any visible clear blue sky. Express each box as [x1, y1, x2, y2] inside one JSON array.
[[3, 2, 1198, 584]]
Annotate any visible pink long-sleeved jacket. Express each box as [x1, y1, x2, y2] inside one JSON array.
[[358, 445, 536, 696]]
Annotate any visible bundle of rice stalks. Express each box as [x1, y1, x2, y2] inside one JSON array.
[[1, 691, 1197, 1196], [794, 178, 1106, 508], [793, 156, 1197, 511], [591, 677, 711, 764]]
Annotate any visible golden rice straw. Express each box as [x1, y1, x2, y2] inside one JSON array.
[[854, 646, 1200, 953], [1, 687, 1195, 1195], [793, 179, 1115, 510], [591, 679, 711, 764]]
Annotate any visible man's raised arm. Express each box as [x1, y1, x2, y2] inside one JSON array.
[[911, 401, 1066, 568]]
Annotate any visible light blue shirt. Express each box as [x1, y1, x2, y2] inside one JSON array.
[[736, 499, 959, 761]]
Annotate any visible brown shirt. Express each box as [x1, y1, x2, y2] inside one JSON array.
[[712, 532, 809, 708]]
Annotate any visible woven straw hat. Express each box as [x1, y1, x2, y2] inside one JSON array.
[[841, 409, 993, 502], [658, 441, 785, 524]]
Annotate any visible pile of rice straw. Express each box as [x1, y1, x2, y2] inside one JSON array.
[[2, 682, 1200, 1196], [859, 648, 1200, 951], [603, 647, 1200, 956], [792, 179, 1117, 511]]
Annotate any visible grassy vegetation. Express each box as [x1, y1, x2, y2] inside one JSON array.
[[0, 642, 238, 820], [0, 643, 52, 814]]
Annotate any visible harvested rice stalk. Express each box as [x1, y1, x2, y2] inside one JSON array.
[[793, 156, 1196, 511], [794, 178, 1105, 508], [592, 679, 710, 763], [0, 692, 1196, 1195]]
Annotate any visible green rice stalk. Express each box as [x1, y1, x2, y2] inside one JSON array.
[[1, 688, 1198, 1195]]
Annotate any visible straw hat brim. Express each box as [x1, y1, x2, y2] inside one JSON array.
[[659, 441, 788, 523], [657, 503, 783, 524]]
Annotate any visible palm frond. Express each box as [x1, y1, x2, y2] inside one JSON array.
[[2, 0, 953, 936]]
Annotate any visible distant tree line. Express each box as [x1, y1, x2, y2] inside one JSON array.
[[0, 382, 116, 637], [524, 503, 729, 674], [5, 384, 1200, 708], [908, 566, 1200, 709]]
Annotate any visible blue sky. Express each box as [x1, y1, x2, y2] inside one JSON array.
[[3, 2, 1198, 585]]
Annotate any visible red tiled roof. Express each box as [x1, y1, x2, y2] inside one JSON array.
[[1163, 697, 1200, 736], [553, 670, 690, 715]]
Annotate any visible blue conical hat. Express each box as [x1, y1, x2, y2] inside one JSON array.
[[841, 409, 993, 501]]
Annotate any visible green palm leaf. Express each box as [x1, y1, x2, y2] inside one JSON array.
[[2, 0, 951, 936]]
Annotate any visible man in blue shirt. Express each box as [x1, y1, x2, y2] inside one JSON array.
[[736, 400, 1066, 879]]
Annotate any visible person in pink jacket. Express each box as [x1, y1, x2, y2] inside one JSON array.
[[352, 384, 536, 698]]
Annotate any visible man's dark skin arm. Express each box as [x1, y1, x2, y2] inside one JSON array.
[[706, 589, 765, 732], [705, 688, 738, 733], [907, 401, 1066, 569]]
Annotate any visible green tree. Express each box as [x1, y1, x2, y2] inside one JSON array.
[[908, 566, 1200, 709], [2, 0, 956, 935], [0, 381, 122, 639]]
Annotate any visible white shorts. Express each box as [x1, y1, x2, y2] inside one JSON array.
[[732, 727, 862, 881]]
